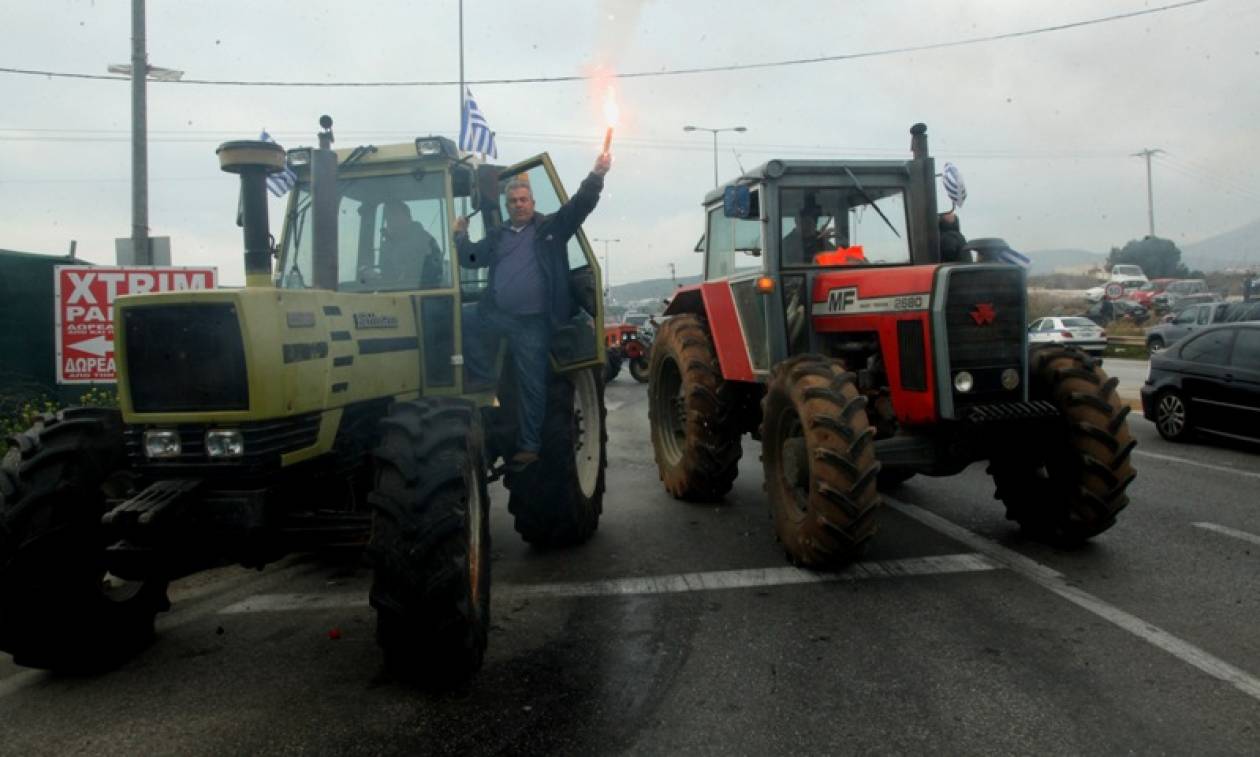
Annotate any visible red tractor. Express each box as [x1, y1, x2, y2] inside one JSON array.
[[647, 124, 1135, 567], [604, 322, 652, 383]]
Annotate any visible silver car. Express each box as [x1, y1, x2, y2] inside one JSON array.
[[1028, 316, 1107, 356]]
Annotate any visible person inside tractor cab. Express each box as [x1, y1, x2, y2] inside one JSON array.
[[781, 190, 866, 266], [454, 151, 612, 471], [379, 200, 445, 288]]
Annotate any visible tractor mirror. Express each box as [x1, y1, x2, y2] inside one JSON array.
[[474, 164, 501, 213], [723, 185, 752, 218], [452, 164, 473, 198]]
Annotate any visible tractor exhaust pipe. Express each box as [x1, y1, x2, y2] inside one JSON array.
[[910, 122, 929, 160], [310, 116, 339, 291], [217, 139, 287, 287]]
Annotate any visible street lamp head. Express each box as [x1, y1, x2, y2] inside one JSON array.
[[733, 126, 747, 133], [683, 126, 698, 132]]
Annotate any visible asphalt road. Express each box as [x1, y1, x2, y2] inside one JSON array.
[[3, 369, 1258, 756]]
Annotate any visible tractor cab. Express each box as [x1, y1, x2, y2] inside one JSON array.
[[276, 136, 605, 385]]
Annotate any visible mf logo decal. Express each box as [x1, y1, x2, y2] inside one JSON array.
[[970, 303, 997, 325], [815, 288, 930, 315]]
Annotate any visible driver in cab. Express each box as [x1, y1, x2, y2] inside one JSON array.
[[379, 200, 444, 288]]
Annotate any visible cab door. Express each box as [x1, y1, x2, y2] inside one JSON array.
[[496, 153, 604, 372]]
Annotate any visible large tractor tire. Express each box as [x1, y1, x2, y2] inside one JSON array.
[[648, 314, 742, 501], [629, 355, 651, 384], [0, 408, 169, 672], [988, 346, 1136, 543], [507, 368, 606, 547], [761, 355, 881, 567], [369, 398, 490, 686]]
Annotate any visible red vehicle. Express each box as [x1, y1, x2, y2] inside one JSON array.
[[1128, 278, 1176, 309], [604, 322, 651, 383], [647, 124, 1136, 567]]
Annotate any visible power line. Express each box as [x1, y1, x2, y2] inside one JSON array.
[[0, 0, 1208, 88]]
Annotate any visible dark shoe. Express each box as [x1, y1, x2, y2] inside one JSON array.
[[505, 451, 539, 473]]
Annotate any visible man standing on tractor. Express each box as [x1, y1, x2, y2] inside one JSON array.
[[454, 151, 612, 470]]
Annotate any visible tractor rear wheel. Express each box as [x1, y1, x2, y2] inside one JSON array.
[[988, 346, 1136, 543], [369, 398, 490, 686], [761, 355, 881, 567], [0, 408, 169, 672], [507, 368, 606, 547], [648, 314, 742, 501]]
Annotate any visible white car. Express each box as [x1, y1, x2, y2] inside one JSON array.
[[1028, 316, 1107, 356], [1085, 265, 1150, 302]]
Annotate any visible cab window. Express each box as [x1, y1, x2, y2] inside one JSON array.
[[705, 204, 762, 280], [779, 186, 910, 267]]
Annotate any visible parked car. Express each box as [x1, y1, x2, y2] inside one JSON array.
[[1152, 278, 1210, 312], [1145, 301, 1233, 352], [1129, 278, 1177, 309], [1085, 298, 1148, 326], [1085, 279, 1146, 303], [1028, 316, 1107, 356], [1140, 322, 1260, 443]]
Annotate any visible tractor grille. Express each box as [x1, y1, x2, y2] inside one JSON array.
[[124, 413, 322, 471], [122, 304, 248, 413], [941, 266, 1027, 410]]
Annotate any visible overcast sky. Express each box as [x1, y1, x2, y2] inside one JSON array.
[[2, 0, 1257, 286]]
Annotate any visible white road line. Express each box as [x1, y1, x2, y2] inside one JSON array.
[[886, 498, 1260, 703], [216, 553, 998, 614], [605, 400, 625, 412], [1192, 522, 1260, 548], [1134, 449, 1260, 480]]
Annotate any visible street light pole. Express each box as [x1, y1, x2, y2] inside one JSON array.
[[592, 237, 620, 298], [683, 125, 747, 188]]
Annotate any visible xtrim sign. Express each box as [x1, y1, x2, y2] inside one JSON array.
[[54, 266, 218, 384], [813, 288, 931, 315]]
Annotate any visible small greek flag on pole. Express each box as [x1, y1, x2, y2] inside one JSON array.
[[997, 246, 1031, 268], [942, 162, 966, 209], [259, 130, 297, 197], [459, 88, 498, 159]]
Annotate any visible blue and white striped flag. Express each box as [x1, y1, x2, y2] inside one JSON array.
[[997, 245, 1031, 268], [942, 162, 966, 209], [259, 130, 297, 197], [459, 88, 498, 158]]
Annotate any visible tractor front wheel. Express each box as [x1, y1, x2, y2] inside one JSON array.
[[369, 398, 490, 686], [0, 408, 169, 672], [629, 356, 651, 384], [648, 314, 742, 501], [507, 368, 606, 547], [988, 346, 1136, 543], [761, 355, 881, 567]]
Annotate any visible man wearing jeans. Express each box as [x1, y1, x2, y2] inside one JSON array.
[[454, 151, 611, 470]]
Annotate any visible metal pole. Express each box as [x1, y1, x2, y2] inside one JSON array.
[[712, 131, 719, 188], [131, 0, 149, 263], [1132, 147, 1163, 238], [458, 0, 464, 123]]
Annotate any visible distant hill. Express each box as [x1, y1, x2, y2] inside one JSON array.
[[1022, 248, 1105, 276], [609, 275, 700, 306], [1181, 218, 1260, 272]]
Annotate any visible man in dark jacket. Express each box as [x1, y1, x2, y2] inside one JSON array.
[[454, 152, 611, 469]]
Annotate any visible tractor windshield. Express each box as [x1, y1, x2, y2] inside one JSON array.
[[279, 171, 454, 292], [779, 186, 910, 268]]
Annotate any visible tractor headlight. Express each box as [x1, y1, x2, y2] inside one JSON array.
[[286, 148, 311, 167], [205, 429, 245, 459], [143, 429, 182, 458], [1000, 368, 1020, 390], [953, 371, 975, 394]]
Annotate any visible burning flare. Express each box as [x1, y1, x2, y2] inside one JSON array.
[[602, 89, 619, 154]]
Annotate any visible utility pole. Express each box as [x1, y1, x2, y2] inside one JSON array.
[[593, 237, 620, 298], [667, 262, 676, 288], [1132, 147, 1164, 238], [683, 125, 747, 188], [131, 0, 148, 263]]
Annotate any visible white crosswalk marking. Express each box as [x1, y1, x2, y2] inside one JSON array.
[[216, 553, 997, 614], [1191, 521, 1260, 547]]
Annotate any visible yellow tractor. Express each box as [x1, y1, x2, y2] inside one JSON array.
[[0, 117, 608, 684]]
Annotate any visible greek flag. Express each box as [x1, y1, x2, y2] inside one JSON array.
[[997, 245, 1031, 268], [259, 130, 297, 197], [942, 162, 966, 208], [459, 88, 498, 158]]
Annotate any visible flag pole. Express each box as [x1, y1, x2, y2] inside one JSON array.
[[458, 0, 464, 134]]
